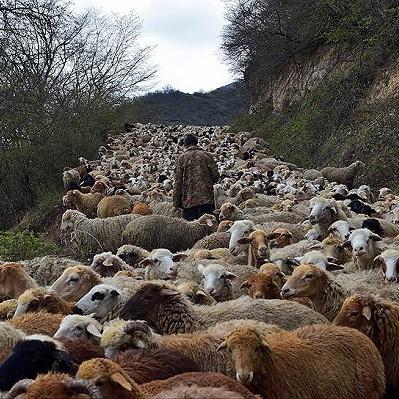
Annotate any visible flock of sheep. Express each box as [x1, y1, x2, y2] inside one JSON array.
[[0, 123, 399, 398]]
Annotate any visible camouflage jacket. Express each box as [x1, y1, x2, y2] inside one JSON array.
[[173, 146, 219, 209]]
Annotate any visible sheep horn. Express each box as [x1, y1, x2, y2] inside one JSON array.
[[66, 379, 102, 399], [124, 321, 151, 335], [5, 379, 34, 398]]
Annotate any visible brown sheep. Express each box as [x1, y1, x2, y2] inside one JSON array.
[[0, 263, 38, 299], [6, 372, 101, 399], [217, 325, 385, 399], [0, 299, 18, 320], [9, 311, 64, 336], [59, 337, 105, 366], [114, 348, 199, 384], [151, 385, 245, 399], [240, 272, 281, 299], [97, 195, 131, 218], [281, 264, 347, 321], [334, 293, 399, 396], [65, 190, 103, 218], [49, 266, 102, 302], [267, 228, 293, 248], [14, 288, 75, 317], [132, 202, 152, 216], [237, 230, 270, 267], [217, 220, 234, 232], [91, 180, 110, 195]]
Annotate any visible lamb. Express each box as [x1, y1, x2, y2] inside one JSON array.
[[53, 314, 103, 343], [334, 293, 399, 396], [61, 210, 136, 254], [142, 249, 187, 280], [228, 220, 255, 256], [0, 262, 38, 299], [97, 195, 131, 218], [14, 288, 75, 317], [217, 324, 385, 399], [327, 220, 352, 240], [113, 348, 199, 384], [119, 281, 328, 334], [197, 264, 237, 302], [65, 190, 103, 218], [123, 214, 218, 252], [0, 335, 75, 391], [309, 237, 352, 265], [320, 160, 364, 188], [236, 229, 270, 267], [240, 272, 281, 299], [6, 373, 101, 399], [346, 228, 381, 269], [91, 252, 138, 277], [49, 266, 102, 302], [9, 311, 65, 336], [373, 249, 399, 282], [281, 264, 347, 321], [116, 244, 151, 267], [176, 281, 216, 305]]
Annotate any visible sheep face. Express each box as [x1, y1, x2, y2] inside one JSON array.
[[91, 252, 130, 278], [54, 314, 102, 342], [197, 264, 237, 298], [141, 249, 187, 279], [374, 250, 399, 283], [74, 284, 121, 319], [334, 294, 374, 334], [219, 202, 241, 221], [327, 221, 352, 241], [49, 266, 101, 302], [217, 328, 268, 384], [238, 230, 270, 264], [197, 214, 218, 231], [309, 198, 337, 224], [281, 264, 322, 299], [240, 273, 280, 299], [268, 228, 293, 248], [347, 229, 381, 258], [228, 220, 255, 256], [176, 281, 216, 305]]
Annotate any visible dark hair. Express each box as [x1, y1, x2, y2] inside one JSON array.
[[183, 133, 198, 147]]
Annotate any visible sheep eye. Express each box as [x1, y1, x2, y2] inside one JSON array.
[[349, 311, 360, 318], [95, 378, 105, 387], [304, 274, 313, 279], [68, 277, 78, 284]]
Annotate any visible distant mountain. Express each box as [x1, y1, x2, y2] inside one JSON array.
[[128, 81, 248, 126]]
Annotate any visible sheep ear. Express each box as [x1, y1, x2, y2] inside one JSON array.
[[139, 258, 153, 268], [206, 219, 214, 227], [362, 306, 372, 321], [237, 237, 250, 244], [225, 271, 238, 281], [216, 341, 227, 351], [111, 372, 132, 391], [267, 232, 279, 240], [326, 263, 344, 271], [87, 323, 102, 338], [102, 258, 114, 267], [197, 264, 205, 273], [240, 280, 249, 289], [110, 290, 120, 298], [370, 233, 382, 241], [195, 289, 207, 298], [173, 253, 188, 262]]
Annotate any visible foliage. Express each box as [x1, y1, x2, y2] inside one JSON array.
[[0, 231, 59, 261]]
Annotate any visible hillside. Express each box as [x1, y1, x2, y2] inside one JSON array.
[[223, 0, 399, 189], [122, 82, 248, 126]]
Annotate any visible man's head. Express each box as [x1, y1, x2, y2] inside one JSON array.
[[183, 133, 198, 147]]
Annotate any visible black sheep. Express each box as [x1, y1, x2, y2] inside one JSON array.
[[362, 219, 384, 237], [81, 174, 96, 187]]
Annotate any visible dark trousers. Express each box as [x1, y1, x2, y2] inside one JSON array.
[[183, 203, 215, 221]]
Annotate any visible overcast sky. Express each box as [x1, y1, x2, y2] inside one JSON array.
[[73, 0, 235, 94]]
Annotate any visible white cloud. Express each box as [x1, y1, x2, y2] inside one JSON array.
[[72, 0, 235, 93]]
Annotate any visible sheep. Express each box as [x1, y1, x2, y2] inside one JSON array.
[[0, 262, 38, 299], [197, 264, 237, 302], [63, 169, 81, 189], [228, 220, 255, 256], [142, 249, 188, 280], [281, 264, 347, 321], [65, 190, 103, 218], [14, 288, 75, 317], [91, 252, 138, 277], [267, 227, 293, 248], [114, 348, 199, 384], [49, 266, 102, 302], [53, 314, 103, 343], [97, 195, 131, 218], [176, 281, 216, 305], [310, 236, 352, 265], [334, 293, 399, 396], [21, 255, 82, 286], [6, 373, 101, 399], [327, 220, 352, 240], [293, 250, 344, 271], [240, 272, 281, 299], [0, 299, 17, 320], [192, 248, 238, 264], [0, 322, 25, 363], [0, 335, 75, 391], [116, 244, 151, 267], [132, 201, 153, 216], [149, 201, 182, 218], [74, 284, 122, 320], [373, 249, 399, 282], [308, 197, 347, 239], [122, 214, 218, 252], [236, 229, 270, 267], [119, 281, 327, 334], [347, 228, 381, 269], [61, 210, 136, 254], [59, 337, 105, 366], [191, 232, 231, 250], [151, 385, 246, 399], [9, 311, 65, 336], [320, 160, 364, 188], [217, 324, 385, 399], [362, 218, 384, 236]]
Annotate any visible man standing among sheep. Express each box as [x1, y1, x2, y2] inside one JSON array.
[[173, 133, 219, 221]]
